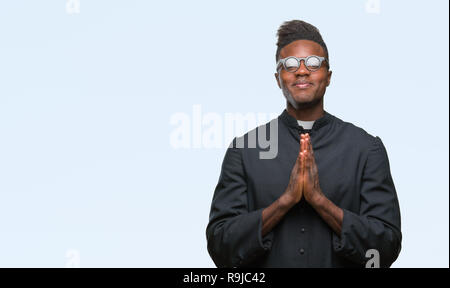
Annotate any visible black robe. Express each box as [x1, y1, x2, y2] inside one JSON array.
[[206, 109, 402, 268]]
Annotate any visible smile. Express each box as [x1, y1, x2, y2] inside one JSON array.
[[294, 83, 312, 89]]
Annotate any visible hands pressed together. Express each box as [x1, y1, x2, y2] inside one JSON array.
[[263, 133, 343, 237], [284, 133, 325, 206]]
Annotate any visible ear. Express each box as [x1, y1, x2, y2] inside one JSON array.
[[326, 70, 332, 87], [274, 73, 281, 89]]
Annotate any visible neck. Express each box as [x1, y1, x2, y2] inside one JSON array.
[[286, 100, 325, 121]]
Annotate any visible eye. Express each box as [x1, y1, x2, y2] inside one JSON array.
[[284, 57, 299, 71], [306, 56, 321, 70]]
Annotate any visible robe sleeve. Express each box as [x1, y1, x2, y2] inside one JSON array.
[[332, 136, 402, 267], [206, 140, 274, 267]]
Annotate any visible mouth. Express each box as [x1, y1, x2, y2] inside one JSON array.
[[293, 81, 313, 89]]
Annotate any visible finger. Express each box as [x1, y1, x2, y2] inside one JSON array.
[[299, 139, 304, 157], [308, 138, 317, 168], [303, 137, 308, 158], [303, 136, 309, 156], [304, 151, 310, 183], [300, 151, 305, 179], [298, 134, 303, 152], [306, 135, 313, 155], [306, 136, 310, 154], [305, 138, 311, 168], [307, 150, 313, 180], [298, 152, 303, 177], [306, 139, 317, 176], [303, 146, 308, 170]]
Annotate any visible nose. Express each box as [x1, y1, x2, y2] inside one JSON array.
[[295, 60, 310, 76]]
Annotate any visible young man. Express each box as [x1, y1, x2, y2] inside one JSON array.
[[206, 20, 401, 268]]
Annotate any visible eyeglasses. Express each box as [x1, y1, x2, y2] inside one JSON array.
[[276, 55, 328, 72]]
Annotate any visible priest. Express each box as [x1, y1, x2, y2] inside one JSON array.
[[206, 20, 402, 268]]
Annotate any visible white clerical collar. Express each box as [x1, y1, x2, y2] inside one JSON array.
[[297, 119, 315, 130]]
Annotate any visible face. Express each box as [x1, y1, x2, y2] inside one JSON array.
[[275, 40, 332, 110]]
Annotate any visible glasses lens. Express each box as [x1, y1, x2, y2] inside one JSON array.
[[305, 56, 321, 71], [284, 57, 299, 72]]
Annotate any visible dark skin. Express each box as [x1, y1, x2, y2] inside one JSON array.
[[261, 40, 343, 237], [275, 39, 332, 121]]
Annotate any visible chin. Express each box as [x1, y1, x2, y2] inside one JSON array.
[[293, 95, 314, 104], [283, 88, 320, 110], [293, 95, 323, 109]]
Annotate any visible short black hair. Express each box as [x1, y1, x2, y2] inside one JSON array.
[[275, 20, 329, 67]]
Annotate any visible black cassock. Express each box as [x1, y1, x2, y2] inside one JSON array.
[[206, 109, 402, 267]]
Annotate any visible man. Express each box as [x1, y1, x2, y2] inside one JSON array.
[[206, 20, 402, 268]]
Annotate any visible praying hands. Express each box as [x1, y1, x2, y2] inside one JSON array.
[[281, 133, 343, 236]]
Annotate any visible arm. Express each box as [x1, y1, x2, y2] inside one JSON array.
[[302, 134, 401, 267], [262, 145, 305, 237], [206, 140, 274, 268], [300, 133, 343, 236], [331, 136, 402, 267], [309, 194, 343, 236], [207, 134, 306, 267], [261, 194, 296, 237]]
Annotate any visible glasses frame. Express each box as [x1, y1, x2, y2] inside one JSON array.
[[276, 55, 328, 73]]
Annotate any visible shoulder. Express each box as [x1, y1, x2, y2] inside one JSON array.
[[330, 115, 387, 158], [230, 116, 279, 149]]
